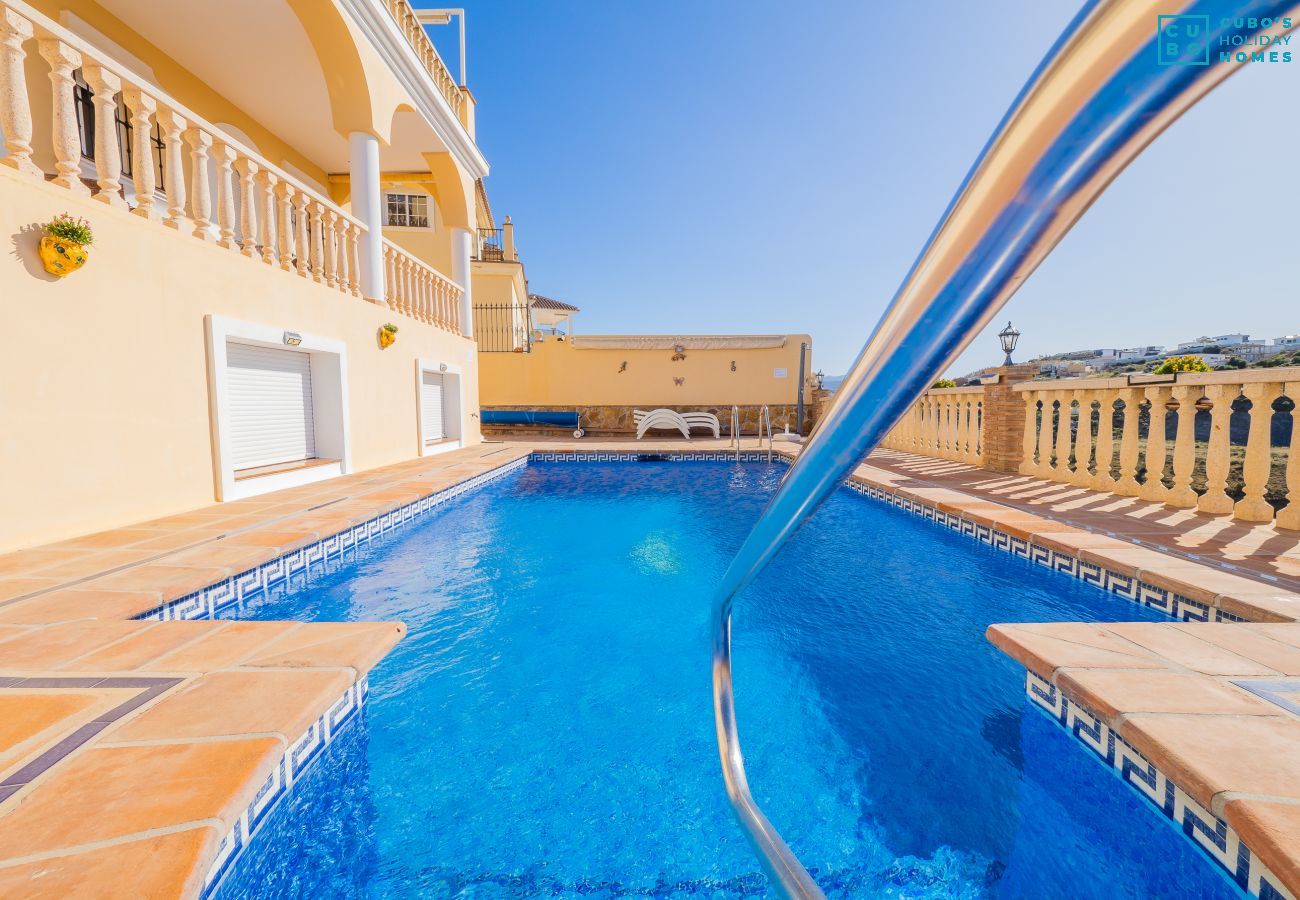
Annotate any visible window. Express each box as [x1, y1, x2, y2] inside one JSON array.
[[386, 192, 430, 228], [72, 68, 167, 192]]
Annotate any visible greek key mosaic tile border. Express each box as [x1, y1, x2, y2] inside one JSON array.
[[530, 451, 782, 462], [201, 677, 369, 899], [1026, 672, 1293, 900], [839, 479, 1236, 623], [138, 457, 529, 622]]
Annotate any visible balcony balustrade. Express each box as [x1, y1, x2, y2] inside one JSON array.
[[0, 0, 464, 335], [383, 238, 462, 333], [380, 0, 464, 123]]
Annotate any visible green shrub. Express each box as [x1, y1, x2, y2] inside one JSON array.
[[931, 378, 958, 389], [43, 213, 93, 246], [1152, 354, 1211, 375]]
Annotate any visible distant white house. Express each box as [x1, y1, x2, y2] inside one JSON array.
[[1176, 334, 1251, 352]]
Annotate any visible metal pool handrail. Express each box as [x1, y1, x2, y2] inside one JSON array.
[[708, 3, 1300, 896], [760, 404, 773, 463], [731, 405, 741, 460]]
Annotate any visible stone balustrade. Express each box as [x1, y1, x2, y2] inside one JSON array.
[[383, 239, 462, 333], [1016, 370, 1300, 528], [878, 368, 1300, 530], [881, 386, 986, 465], [382, 0, 464, 122], [0, 0, 466, 335], [0, 0, 361, 295]]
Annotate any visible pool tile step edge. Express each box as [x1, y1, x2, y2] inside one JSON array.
[[992, 624, 1300, 899], [0, 623, 403, 900]]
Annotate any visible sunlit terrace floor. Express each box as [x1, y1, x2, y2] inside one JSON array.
[[865, 447, 1300, 591], [0, 436, 1298, 897]]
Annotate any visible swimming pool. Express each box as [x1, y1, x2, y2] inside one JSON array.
[[214, 459, 1242, 899]]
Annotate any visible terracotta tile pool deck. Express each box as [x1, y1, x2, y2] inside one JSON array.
[[0, 437, 1296, 897]]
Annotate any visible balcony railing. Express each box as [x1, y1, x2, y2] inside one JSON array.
[[384, 239, 463, 333], [0, 0, 366, 298], [0, 0, 467, 336], [380, 0, 463, 120], [472, 303, 531, 352], [473, 227, 504, 261]]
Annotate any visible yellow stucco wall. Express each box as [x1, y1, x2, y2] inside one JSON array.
[[478, 337, 812, 407], [0, 166, 480, 552]]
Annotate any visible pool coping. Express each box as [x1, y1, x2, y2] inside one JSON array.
[[2, 441, 1299, 897]]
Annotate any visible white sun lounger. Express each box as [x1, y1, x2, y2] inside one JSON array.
[[680, 412, 720, 438], [633, 409, 721, 440], [634, 409, 690, 439]]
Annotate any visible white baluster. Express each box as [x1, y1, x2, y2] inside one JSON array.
[[259, 170, 278, 267], [293, 190, 310, 277], [1089, 391, 1117, 492], [233, 157, 258, 257], [0, 11, 39, 177], [308, 202, 325, 282], [1053, 392, 1073, 481], [121, 88, 159, 219], [333, 213, 348, 291], [185, 126, 215, 240], [347, 225, 361, 297], [1235, 382, 1283, 522], [1113, 388, 1142, 496], [1167, 386, 1200, 508], [157, 109, 188, 230], [322, 209, 339, 288], [1069, 391, 1094, 487], [1198, 383, 1236, 515], [275, 180, 294, 271], [1276, 383, 1300, 530], [1139, 386, 1171, 503], [37, 38, 87, 194], [80, 64, 126, 208], [212, 142, 237, 250]]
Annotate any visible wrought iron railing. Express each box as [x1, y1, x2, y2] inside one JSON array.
[[472, 303, 531, 352], [474, 227, 504, 261]]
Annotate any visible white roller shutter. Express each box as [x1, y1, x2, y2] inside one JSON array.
[[226, 342, 316, 469], [421, 371, 445, 444]]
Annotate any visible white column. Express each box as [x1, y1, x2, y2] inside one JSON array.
[[452, 226, 474, 338], [348, 131, 385, 303]]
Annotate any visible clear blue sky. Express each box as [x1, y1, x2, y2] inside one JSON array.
[[431, 1, 1299, 377]]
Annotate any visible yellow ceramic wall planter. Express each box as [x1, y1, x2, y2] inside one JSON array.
[[39, 235, 89, 277], [39, 214, 94, 278], [379, 323, 398, 348]]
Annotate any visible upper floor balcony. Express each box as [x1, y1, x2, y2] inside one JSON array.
[[0, 0, 482, 338]]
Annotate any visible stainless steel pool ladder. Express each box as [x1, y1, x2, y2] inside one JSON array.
[[707, 3, 1300, 897], [760, 404, 772, 463], [730, 405, 740, 461]]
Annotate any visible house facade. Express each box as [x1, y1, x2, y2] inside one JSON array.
[[0, 0, 487, 550]]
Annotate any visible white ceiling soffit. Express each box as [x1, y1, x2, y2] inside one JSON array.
[[96, 0, 347, 171]]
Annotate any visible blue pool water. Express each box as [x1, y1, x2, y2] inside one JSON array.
[[218, 461, 1241, 899]]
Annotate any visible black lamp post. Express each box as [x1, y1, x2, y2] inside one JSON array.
[[998, 321, 1021, 366], [814, 369, 825, 390]]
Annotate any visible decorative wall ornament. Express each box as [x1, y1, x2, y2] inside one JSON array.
[[378, 323, 399, 348], [618, 361, 627, 373], [730, 360, 737, 372], [38, 213, 93, 277], [671, 344, 687, 362], [673, 377, 685, 386]]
